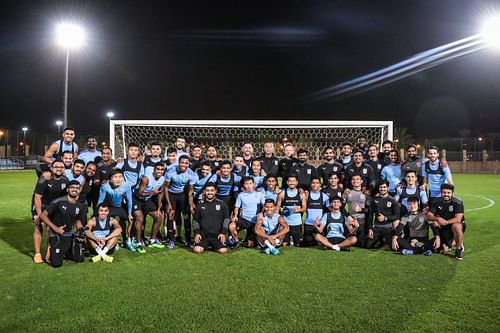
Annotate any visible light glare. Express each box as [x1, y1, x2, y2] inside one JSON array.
[[56, 23, 86, 49], [481, 16, 500, 50], [106, 111, 115, 118]]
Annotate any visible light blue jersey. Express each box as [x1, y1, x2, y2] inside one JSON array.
[[381, 163, 402, 193], [139, 173, 165, 201], [281, 188, 302, 226], [320, 211, 349, 239], [305, 191, 329, 225], [396, 186, 428, 210], [78, 149, 101, 165], [166, 167, 196, 194], [193, 172, 212, 200], [209, 174, 241, 197], [249, 174, 265, 191], [97, 182, 133, 216], [262, 213, 281, 235], [264, 189, 281, 203], [115, 159, 144, 190], [235, 191, 266, 223], [64, 169, 85, 185], [422, 161, 452, 198]]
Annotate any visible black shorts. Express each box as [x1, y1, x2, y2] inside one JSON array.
[[169, 191, 187, 212], [108, 206, 129, 220], [327, 237, 345, 245], [235, 218, 256, 241], [195, 236, 226, 250], [133, 198, 157, 214], [439, 223, 467, 247]]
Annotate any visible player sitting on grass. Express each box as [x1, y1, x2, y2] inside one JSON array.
[[254, 199, 289, 255], [192, 183, 229, 254], [425, 183, 466, 260], [391, 197, 440, 256], [230, 176, 265, 249], [314, 196, 358, 251], [85, 204, 122, 263]]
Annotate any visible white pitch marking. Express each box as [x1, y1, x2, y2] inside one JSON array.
[[455, 193, 496, 212]]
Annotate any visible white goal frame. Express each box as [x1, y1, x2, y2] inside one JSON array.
[[109, 120, 393, 161]]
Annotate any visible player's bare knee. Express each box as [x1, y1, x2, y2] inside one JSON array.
[[218, 247, 228, 254]]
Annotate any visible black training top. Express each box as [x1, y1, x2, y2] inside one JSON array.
[[192, 198, 230, 238]]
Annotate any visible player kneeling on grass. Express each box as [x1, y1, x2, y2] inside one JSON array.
[[314, 196, 358, 251], [85, 204, 122, 263], [425, 183, 466, 260], [391, 197, 440, 256], [39, 180, 86, 268], [192, 183, 229, 254], [254, 199, 289, 255]]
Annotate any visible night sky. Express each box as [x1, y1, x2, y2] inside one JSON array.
[[1, 0, 499, 138]]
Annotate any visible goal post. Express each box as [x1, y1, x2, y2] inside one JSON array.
[[109, 120, 393, 164]]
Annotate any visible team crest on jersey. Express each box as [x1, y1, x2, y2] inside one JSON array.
[[216, 205, 221, 211], [75, 207, 80, 214], [386, 201, 392, 208], [449, 206, 454, 212], [274, 160, 278, 165], [61, 183, 66, 189], [183, 176, 189, 181], [307, 169, 311, 174], [419, 216, 424, 223], [362, 168, 367, 175], [333, 166, 339, 172], [377, 164, 382, 170], [360, 194, 365, 200]]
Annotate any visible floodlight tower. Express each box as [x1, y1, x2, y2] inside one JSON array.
[[55, 23, 86, 128]]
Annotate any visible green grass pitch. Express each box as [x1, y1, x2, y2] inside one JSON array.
[[0, 171, 499, 333]]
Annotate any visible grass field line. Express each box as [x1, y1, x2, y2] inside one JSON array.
[[456, 192, 496, 212]]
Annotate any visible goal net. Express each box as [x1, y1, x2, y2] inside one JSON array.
[[110, 120, 393, 164]]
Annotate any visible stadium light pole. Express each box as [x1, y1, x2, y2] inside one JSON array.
[[55, 23, 86, 129], [55, 120, 63, 134], [21, 127, 28, 155]]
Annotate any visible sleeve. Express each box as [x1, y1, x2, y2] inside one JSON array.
[[115, 161, 124, 170], [320, 213, 327, 226], [311, 166, 318, 178], [444, 166, 452, 179], [421, 163, 428, 177], [234, 193, 242, 208], [260, 192, 266, 205], [188, 173, 196, 186], [454, 200, 464, 214], [45, 201, 57, 216], [77, 204, 86, 222], [97, 185, 107, 206], [420, 191, 428, 206], [209, 174, 217, 183], [380, 167, 387, 180], [125, 185, 133, 216], [322, 194, 329, 208], [34, 179, 47, 195], [395, 216, 406, 237]]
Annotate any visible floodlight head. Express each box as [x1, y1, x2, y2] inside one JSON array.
[[481, 15, 500, 50], [106, 111, 115, 119], [22, 127, 28, 132], [56, 23, 86, 49], [55, 120, 63, 126]]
